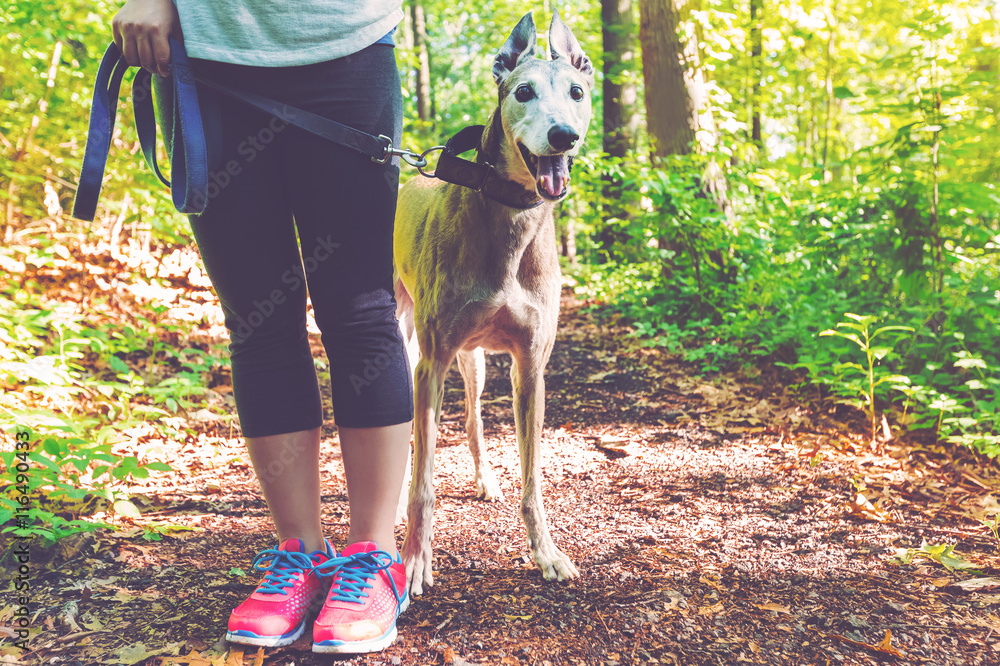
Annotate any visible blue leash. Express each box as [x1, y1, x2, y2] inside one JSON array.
[[72, 38, 407, 221]]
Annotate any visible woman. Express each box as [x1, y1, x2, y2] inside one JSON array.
[[112, 0, 413, 654]]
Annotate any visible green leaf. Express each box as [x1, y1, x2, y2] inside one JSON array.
[[109, 355, 130, 374], [874, 374, 912, 387], [919, 541, 977, 571], [833, 85, 858, 99], [870, 325, 915, 341], [42, 438, 61, 456], [821, 330, 863, 346], [844, 313, 877, 325], [871, 346, 892, 361], [113, 500, 142, 519]]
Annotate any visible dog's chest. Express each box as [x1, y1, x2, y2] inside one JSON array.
[[458, 283, 557, 353]]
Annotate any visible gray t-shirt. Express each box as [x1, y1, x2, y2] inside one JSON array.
[[173, 0, 403, 66]]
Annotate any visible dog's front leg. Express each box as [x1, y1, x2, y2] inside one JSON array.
[[511, 353, 579, 581], [457, 347, 503, 501], [401, 355, 447, 596]]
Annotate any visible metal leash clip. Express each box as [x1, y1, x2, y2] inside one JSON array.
[[374, 135, 430, 168], [415, 146, 446, 178]]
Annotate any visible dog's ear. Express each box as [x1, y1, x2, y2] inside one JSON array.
[[493, 13, 537, 86], [548, 11, 595, 87]]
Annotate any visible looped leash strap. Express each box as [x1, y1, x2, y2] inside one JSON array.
[[72, 44, 132, 222], [73, 38, 394, 221], [73, 39, 215, 219], [135, 37, 211, 215]]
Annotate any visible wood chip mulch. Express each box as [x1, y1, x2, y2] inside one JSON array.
[[4, 291, 1000, 666]]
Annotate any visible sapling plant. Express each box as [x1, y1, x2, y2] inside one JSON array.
[[981, 515, 1000, 547], [820, 313, 914, 445]]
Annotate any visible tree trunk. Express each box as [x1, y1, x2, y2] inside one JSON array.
[[639, 0, 702, 157], [640, 0, 729, 281], [598, 0, 639, 260], [602, 0, 639, 160], [749, 0, 763, 149], [821, 3, 838, 182], [410, 0, 432, 122]]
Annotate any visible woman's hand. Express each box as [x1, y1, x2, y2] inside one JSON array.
[[112, 0, 181, 77]]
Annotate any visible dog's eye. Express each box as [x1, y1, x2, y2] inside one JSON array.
[[570, 85, 585, 101], [514, 84, 534, 103]]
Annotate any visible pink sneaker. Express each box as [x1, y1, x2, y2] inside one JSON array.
[[226, 538, 335, 647], [311, 541, 409, 654]]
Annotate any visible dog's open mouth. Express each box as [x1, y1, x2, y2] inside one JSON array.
[[519, 143, 571, 201]]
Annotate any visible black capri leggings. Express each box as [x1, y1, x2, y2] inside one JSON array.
[[188, 42, 413, 437]]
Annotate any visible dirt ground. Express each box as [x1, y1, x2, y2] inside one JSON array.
[[4, 294, 1000, 665]]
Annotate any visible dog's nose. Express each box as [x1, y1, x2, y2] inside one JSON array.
[[548, 126, 579, 152]]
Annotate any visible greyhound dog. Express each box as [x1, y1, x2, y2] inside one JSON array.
[[393, 12, 594, 596]]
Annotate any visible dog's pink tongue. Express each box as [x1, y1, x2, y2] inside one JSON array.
[[536, 155, 570, 198]]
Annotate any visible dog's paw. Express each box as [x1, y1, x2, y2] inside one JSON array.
[[474, 470, 504, 502], [534, 547, 579, 582], [402, 537, 434, 596]]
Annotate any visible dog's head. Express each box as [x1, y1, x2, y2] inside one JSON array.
[[491, 12, 594, 202]]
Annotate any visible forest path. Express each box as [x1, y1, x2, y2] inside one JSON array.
[[12, 293, 998, 665]]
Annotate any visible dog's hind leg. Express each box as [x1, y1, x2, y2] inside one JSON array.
[[511, 350, 579, 582], [457, 347, 504, 501], [401, 354, 448, 596], [393, 278, 418, 525]]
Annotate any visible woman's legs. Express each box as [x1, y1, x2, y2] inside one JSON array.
[[193, 45, 412, 651], [244, 423, 412, 556], [277, 43, 412, 553]]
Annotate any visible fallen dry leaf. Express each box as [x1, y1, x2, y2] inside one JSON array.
[[876, 629, 905, 658], [752, 602, 792, 614], [159, 650, 213, 666], [698, 601, 725, 615], [699, 575, 725, 592], [812, 627, 905, 659], [847, 492, 891, 522], [945, 577, 1000, 594], [969, 614, 1000, 632]]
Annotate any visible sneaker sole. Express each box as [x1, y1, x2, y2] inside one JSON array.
[[311, 596, 409, 654], [226, 619, 306, 648], [312, 626, 397, 654]]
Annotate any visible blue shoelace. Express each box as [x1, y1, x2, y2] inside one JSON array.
[[251, 547, 317, 595], [314, 550, 403, 605]]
